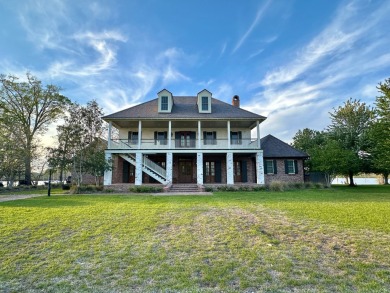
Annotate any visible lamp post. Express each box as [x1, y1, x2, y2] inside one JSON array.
[[48, 168, 52, 197]]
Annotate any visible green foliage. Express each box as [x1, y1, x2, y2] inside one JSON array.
[[367, 78, 390, 184], [268, 181, 285, 191], [129, 186, 163, 193], [0, 73, 70, 184]]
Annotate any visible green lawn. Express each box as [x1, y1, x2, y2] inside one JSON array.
[[1, 186, 389, 292]]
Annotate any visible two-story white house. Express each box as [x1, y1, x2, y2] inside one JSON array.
[[102, 89, 267, 190]]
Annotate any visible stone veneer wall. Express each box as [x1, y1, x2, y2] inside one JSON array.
[[264, 159, 305, 185]]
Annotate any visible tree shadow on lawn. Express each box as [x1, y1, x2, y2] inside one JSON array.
[[0, 196, 90, 208]]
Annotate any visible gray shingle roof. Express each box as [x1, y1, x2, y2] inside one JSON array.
[[261, 135, 308, 158], [103, 96, 266, 120]]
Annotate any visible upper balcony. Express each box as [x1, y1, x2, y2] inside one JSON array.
[[109, 138, 260, 150]]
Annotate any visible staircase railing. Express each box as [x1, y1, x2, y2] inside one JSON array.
[[143, 156, 166, 178]]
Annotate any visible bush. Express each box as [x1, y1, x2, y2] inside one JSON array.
[[268, 181, 285, 192], [252, 186, 266, 192], [205, 187, 214, 192], [129, 186, 163, 193], [62, 184, 71, 190]]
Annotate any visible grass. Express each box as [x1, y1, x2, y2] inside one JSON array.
[[0, 186, 389, 292]]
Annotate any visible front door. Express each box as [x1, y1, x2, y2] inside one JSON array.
[[178, 160, 193, 183], [234, 161, 242, 182], [205, 161, 215, 183]]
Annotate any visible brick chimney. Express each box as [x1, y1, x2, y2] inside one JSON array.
[[232, 95, 240, 107]]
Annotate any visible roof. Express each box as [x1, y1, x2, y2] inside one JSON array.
[[261, 135, 308, 158], [103, 96, 266, 121]]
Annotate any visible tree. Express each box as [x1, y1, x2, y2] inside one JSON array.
[[368, 78, 390, 184], [292, 128, 327, 153], [49, 100, 108, 186], [0, 73, 70, 184], [310, 139, 357, 187], [327, 98, 374, 186]]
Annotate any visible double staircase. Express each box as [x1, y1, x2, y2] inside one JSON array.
[[120, 154, 167, 184]]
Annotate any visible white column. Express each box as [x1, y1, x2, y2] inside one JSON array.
[[135, 152, 143, 185], [227, 120, 231, 149], [197, 152, 203, 185], [168, 121, 172, 149], [103, 152, 112, 185], [166, 152, 173, 185], [138, 120, 142, 149], [256, 121, 261, 149], [226, 152, 234, 184], [198, 121, 201, 149], [256, 152, 265, 185], [108, 121, 112, 149]]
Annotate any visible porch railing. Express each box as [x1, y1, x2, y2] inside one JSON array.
[[109, 138, 260, 150]]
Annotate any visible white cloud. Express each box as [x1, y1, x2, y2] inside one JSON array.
[[232, 0, 272, 53]]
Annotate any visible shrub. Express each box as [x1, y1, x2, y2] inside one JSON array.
[[129, 186, 163, 193], [304, 182, 315, 189], [104, 188, 115, 193], [238, 186, 250, 192], [268, 181, 285, 192], [62, 184, 71, 190], [293, 182, 305, 189], [252, 186, 266, 192], [205, 187, 214, 192]]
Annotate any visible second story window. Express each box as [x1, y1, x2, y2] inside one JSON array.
[[161, 96, 168, 111], [204, 131, 217, 145], [128, 131, 139, 145], [230, 131, 242, 145], [201, 96, 208, 111], [154, 131, 167, 145]]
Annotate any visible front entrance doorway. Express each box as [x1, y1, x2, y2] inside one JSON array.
[[178, 159, 193, 183], [234, 161, 242, 182], [204, 161, 215, 183]]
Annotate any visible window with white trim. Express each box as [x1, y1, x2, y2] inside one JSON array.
[[161, 96, 168, 111]]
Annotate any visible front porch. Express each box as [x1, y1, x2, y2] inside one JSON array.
[[106, 152, 264, 186]]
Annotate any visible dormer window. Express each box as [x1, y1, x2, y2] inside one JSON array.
[[161, 96, 168, 111], [201, 96, 208, 111], [197, 89, 212, 113], [158, 89, 173, 113]]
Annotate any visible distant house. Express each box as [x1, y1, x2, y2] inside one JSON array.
[[102, 89, 307, 190], [261, 135, 308, 184]]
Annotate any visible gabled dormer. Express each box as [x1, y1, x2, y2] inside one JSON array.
[[158, 89, 173, 113], [197, 89, 212, 113]]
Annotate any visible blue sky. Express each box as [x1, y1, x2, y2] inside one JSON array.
[[1, 0, 390, 142]]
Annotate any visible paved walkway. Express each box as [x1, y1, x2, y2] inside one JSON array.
[[0, 194, 45, 202]]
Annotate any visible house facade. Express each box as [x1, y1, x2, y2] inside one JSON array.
[[103, 89, 267, 188]]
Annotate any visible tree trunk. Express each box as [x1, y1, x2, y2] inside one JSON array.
[[348, 171, 355, 187], [24, 152, 32, 185], [384, 173, 389, 185]]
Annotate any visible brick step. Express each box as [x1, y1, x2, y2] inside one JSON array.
[[169, 184, 200, 192]]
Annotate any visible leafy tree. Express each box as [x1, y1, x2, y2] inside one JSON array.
[[310, 139, 357, 187], [0, 73, 70, 184], [368, 78, 390, 184], [49, 100, 108, 186], [292, 128, 327, 153], [327, 98, 374, 186]]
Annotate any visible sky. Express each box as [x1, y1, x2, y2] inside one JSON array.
[[1, 0, 390, 143]]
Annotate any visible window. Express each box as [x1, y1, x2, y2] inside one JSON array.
[[205, 162, 215, 176], [161, 96, 168, 111], [154, 131, 167, 145], [201, 96, 208, 111], [285, 160, 297, 174], [204, 131, 217, 145], [265, 160, 275, 174], [128, 131, 138, 145], [230, 131, 242, 145]]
